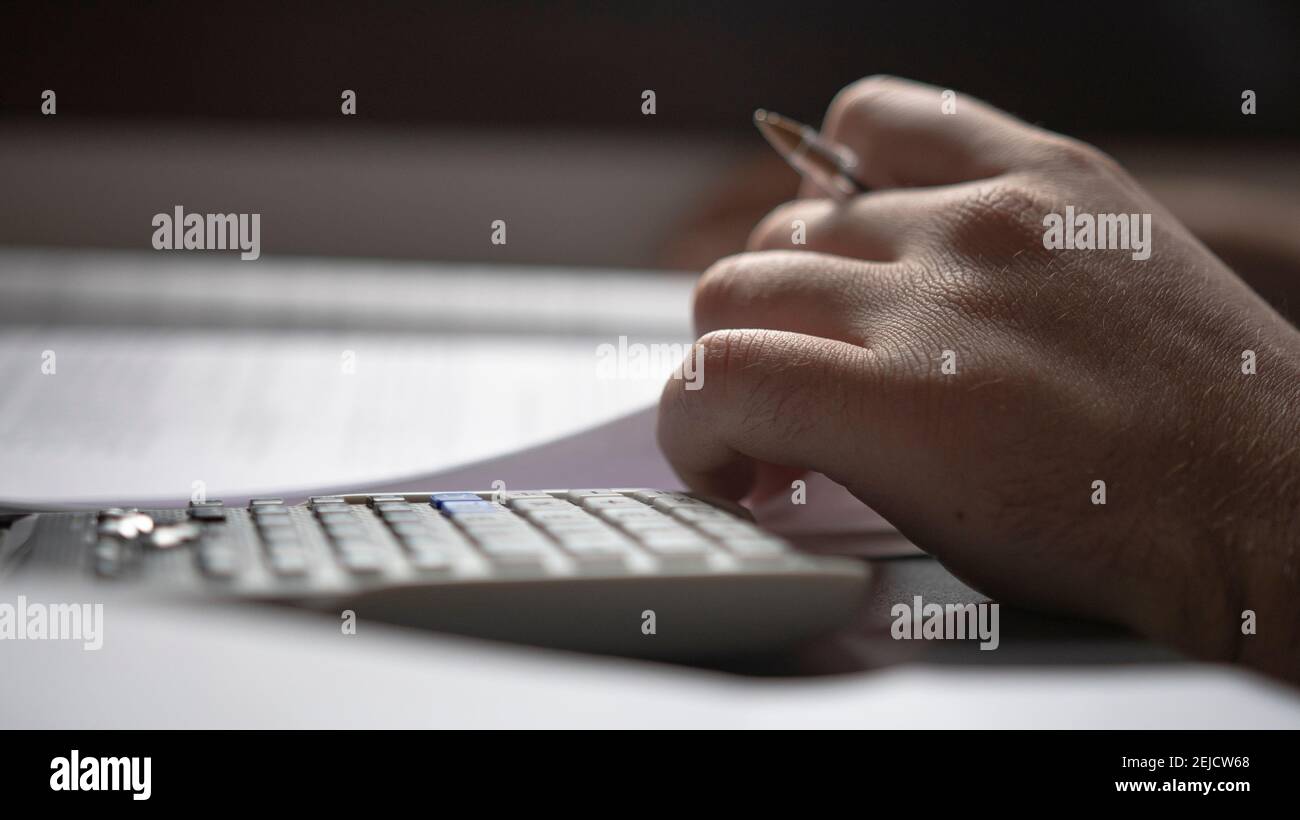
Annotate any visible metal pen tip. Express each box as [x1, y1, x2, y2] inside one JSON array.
[[753, 108, 865, 199], [753, 109, 804, 157]]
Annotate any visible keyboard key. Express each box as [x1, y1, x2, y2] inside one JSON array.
[[397, 534, 441, 551], [471, 523, 547, 542], [474, 527, 547, 546], [501, 491, 554, 501], [259, 526, 300, 544], [536, 524, 608, 540], [693, 520, 764, 538], [721, 537, 787, 558], [92, 539, 124, 577], [564, 489, 623, 501], [375, 501, 413, 513], [454, 512, 526, 529], [596, 507, 664, 523], [651, 496, 709, 512], [580, 496, 643, 511], [387, 520, 430, 537], [430, 492, 483, 508], [259, 529, 299, 546], [475, 538, 546, 563], [407, 549, 450, 571], [539, 519, 616, 535], [331, 537, 373, 553], [667, 507, 734, 523], [552, 526, 625, 544], [638, 530, 713, 554], [379, 510, 420, 524], [249, 498, 284, 507], [408, 530, 464, 548], [311, 502, 351, 514], [476, 539, 545, 553], [411, 524, 453, 540], [562, 544, 630, 568], [309, 496, 347, 507], [197, 543, 238, 577], [257, 521, 296, 537], [324, 524, 365, 541], [555, 530, 632, 553], [629, 489, 670, 503], [618, 519, 695, 535], [368, 494, 407, 505], [321, 517, 363, 532], [267, 546, 309, 576], [252, 505, 291, 517], [339, 550, 382, 574], [509, 497, 573, 511], [522, 507, 588, 522], [188, 499, 225, 508], [438, 500, 503, 515], [638, 526, 711, 544], [405, 533, 462, 551], [188, 506, 226, 522]]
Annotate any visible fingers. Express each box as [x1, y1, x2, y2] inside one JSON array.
[[657, 329, 881, 501], [747, 186, 962, 259], [658, 328, 935, 504], [693, 250, 903, 345], [801, 75, 1059, 193]]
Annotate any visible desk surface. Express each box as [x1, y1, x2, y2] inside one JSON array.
[[3, 575, 1298, 729]]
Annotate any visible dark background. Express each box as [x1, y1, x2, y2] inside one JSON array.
[[3, 0, 1297, 136], [1, 1, 1296, 272]]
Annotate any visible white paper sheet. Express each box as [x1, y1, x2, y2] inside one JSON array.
[[0, 247, 699, 505], [0, 326, 682, 504]]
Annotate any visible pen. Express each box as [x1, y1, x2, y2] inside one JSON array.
[[753, 108, 867, 199]]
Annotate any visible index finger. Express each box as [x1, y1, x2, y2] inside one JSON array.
[[800, 76, 1055, 194]]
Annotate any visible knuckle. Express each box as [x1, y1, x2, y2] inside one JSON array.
[[827, 74, 905, 129], [1039, 134, 1125, 177], [692, 329, 767, 415], [978, 179, 1050, 220], [692, 255, 750, 326], [693, 327, 795, 396], [952, 179, 1055, 251], [749, 200, 807, 249], [694, 328, 768, 376]]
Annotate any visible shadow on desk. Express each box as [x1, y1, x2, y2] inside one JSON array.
[[708, 554, 1186, 678]]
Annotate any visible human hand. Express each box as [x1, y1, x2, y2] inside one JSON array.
[[657, 76, 1300, 678]]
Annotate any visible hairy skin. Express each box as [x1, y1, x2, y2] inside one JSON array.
[[657, 76, 1300, 681]]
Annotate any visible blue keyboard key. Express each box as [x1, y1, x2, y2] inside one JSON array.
[[430, 492, 485, 509], [438, 500, 504, 516]]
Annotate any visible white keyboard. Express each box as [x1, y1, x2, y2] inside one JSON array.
[[1, 489, 870, 660]]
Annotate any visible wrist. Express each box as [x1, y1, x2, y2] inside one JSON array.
[[1128, 339, 1300, 678], [1215, 346, 1300, 678]]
